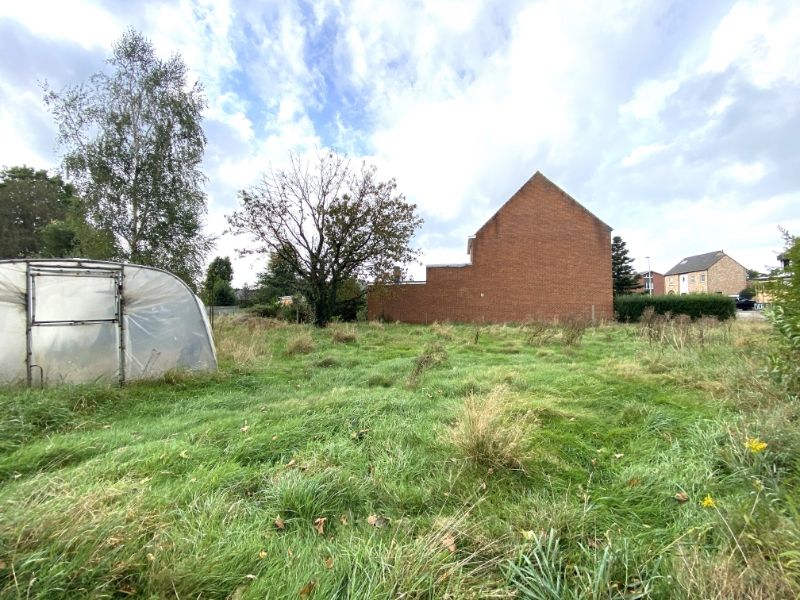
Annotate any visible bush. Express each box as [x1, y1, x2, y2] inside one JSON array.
[[248, 302, 279, 318], [615, 294, 735, 322], [765, 236, 800, 397]]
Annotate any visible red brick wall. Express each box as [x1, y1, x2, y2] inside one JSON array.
[[368, 172, 613, 323], [635, 271, 665, 296]]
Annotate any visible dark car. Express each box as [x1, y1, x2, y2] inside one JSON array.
[[736, 298, 756, 311]]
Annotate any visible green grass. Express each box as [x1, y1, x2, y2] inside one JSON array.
[[0, 317, 798, 598]]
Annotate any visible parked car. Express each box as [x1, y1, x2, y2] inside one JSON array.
[[736, 298, 756, 311]]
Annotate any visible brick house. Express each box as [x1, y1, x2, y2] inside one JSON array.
[[367, 172, 613, 323], [636, 271, 665, 295], [664, 251, 747, 296]]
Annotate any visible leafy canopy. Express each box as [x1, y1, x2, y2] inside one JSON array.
[[203, 257, 236, 306], [227, 151, 422, 326], [44, 28, 211, 286]]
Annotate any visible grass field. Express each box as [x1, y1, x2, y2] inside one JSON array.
[[1, 317, 799, 598]]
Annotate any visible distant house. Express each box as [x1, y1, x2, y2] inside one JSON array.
[[664, 251, 747, 296], [751, 251, 793, 306], [367, 171, 613, 323], [635, 271, 665, 295]]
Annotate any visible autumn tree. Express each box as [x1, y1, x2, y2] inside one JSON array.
[[227, 151, 422, 326], [44, 28, 211, 285], [612, 235, 639, 295]]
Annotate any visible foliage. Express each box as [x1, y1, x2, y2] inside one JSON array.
[[611, 235, 639, 296], [738, 287, 756, 300], [44, 28, 212, 286], [765, 232, 800, 396], [203, 256, 236, 306], [0, 166, 70, 257], [243, 249, 303, 307], [615, 293, 735, 321], [227, 151, 422, 326]]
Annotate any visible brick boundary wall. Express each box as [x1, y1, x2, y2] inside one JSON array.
[[368, 172, 613, 323]]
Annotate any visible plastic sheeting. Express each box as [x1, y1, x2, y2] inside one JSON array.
[[0, 259, 217, 386]]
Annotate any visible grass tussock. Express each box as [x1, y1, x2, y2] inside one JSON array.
[[286, 331, 316, 355], [330, 324, 358, 343], [430, 321, 455, 340], [408, 341, 448, 386], [451, 385, 530, 471]]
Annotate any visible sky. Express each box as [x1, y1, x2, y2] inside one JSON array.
[[1, 0, 799, 286]]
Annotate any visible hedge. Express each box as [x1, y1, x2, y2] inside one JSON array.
[[614, 294, 736, 322]]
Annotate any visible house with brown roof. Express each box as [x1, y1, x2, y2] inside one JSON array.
[[367, 171, 613, 323], [664, 251, 747, 296]]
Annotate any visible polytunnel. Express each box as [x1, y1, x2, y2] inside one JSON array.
[[0, 259, 217, 386]]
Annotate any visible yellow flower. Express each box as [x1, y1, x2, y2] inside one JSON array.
[[701, 494, 716, 508], [745, 437, 768, 453]]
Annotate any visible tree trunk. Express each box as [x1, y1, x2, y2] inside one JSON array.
[[311, 285, 331, 327]]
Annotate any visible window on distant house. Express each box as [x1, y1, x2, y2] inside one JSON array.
[[700, 273, 706, 282], [690, 274, 695, 283]]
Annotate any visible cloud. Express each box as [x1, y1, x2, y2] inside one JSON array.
[[0, 0, 798, 288]]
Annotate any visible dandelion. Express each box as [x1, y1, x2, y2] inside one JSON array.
[[745, 437, 768, 453], [701, 494, 716, 508]]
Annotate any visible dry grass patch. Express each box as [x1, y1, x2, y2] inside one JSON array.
[[286, 332, 315, 355], [330, 324, 357, 343], [450, 385, 530, 471]]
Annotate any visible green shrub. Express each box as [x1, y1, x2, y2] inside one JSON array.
[[248, 302, 279, 318], [765, 236, 800, 396], [615, 293, 735, 322]]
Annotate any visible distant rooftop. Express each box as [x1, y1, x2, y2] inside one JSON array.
[[664, 251, 726, 276]]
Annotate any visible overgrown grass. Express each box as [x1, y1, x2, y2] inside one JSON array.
[[0, 317, 797, 598]]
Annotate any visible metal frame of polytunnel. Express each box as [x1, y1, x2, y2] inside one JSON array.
[[0, 259, 217, 387]]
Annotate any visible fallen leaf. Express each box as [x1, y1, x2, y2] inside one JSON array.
[[674, 492, 689, 504], [271, 434, 278, 441], [245, 574, 257, 580], [339, 514, 348, 526], [103, 424, 112, 429], [259, 549, 267, 559], [299, 580, 317, 598], [274, 517, 286, 530], [479, 481, 487, 491], [367, 515, 389, 528], [613, 453, 624, 459], [324, 557, 334, 569], [285, 459, 296, 468], [0, 560, 6, 569], [628, 478, 641, 487], [590, 458, 598, 466], [241, 420, 250, 433], [442, 534, 456, 553], [569, 417, 576, 422], [287, 548, 294, 557], [313, 517, 327, 535], [521, 530, 535, 540], [179, 450, 189, 459], [487, 467, 495, 475], [146, 553, 155, 562]]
